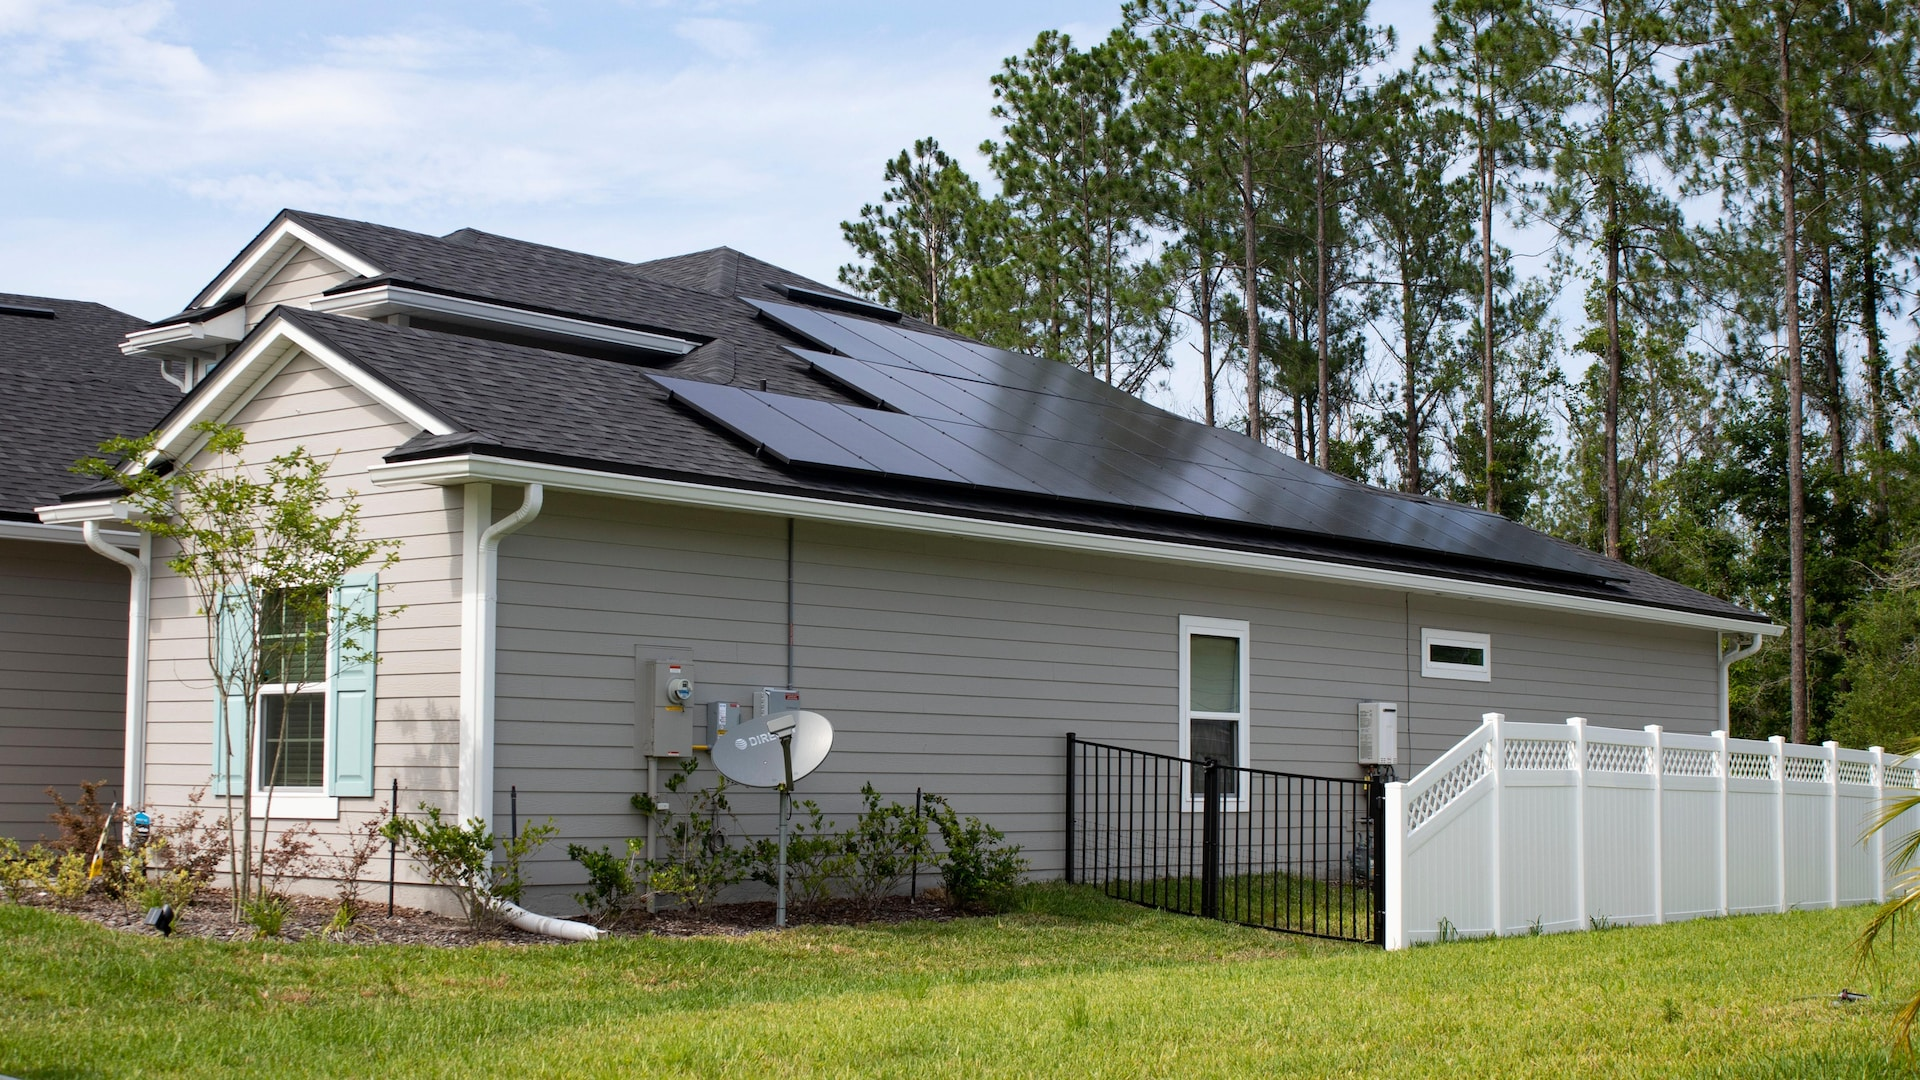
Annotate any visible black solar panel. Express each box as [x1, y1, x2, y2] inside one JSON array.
[[719, 299, 1613, 580]]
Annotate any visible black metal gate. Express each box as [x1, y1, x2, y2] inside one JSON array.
[[1065, 733, 1385, 945]]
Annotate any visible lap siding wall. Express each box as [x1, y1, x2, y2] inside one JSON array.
[[492, 491, 1721, 910]]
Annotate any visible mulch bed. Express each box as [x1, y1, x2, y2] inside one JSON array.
[[13, 889, 957, 946]]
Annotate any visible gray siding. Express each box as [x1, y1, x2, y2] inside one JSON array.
[[493, 493, 1722, 907], [0, 537, 127, 843]]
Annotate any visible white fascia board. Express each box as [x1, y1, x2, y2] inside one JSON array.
[[150, 316, 453, 462], [369, 453, 1784, 638], [199, 219, 382, 307], [33, 499, 134, 527], [3, 517, 139, 547], [121, 306, 247, 357], [311, 285, 699, 356]]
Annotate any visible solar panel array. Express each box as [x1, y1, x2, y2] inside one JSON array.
[[646, 298, 1611, 580]]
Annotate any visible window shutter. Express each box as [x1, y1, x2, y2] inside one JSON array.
[[211, 586, 252, 796], [328, 572, 379, 798]]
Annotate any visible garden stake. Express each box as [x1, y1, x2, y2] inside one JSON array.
[[387, 778, 398, 917], [87, 802, 117, 881], [911, 788, 921, 901]]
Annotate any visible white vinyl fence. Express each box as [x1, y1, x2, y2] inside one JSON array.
[[1382, 714, 1920, 950]]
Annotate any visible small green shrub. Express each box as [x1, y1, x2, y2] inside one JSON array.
[[130, 869, 200, 913], [381, 803, 555, 927], [568, 839, 643, 924], [922, 794, 1026, 912], [45, 852, 91, 905], [242, 894, 291, 939], [840, 784, 931, 908], [748, 799, 849, 913], [632, 761, 749, 912], [0, 838, 54, 903]]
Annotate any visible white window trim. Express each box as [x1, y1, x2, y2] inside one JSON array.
[[247, 601, 341, 819], [1179, 615, 1251, 811], [1421, 628, 1492, 682]]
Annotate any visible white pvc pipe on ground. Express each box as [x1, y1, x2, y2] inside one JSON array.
[[499, 900, 603, 941]]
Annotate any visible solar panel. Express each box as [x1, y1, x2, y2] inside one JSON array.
[[729, 299, 1613, 580]]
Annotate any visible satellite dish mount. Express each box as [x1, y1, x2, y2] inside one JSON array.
[[711, 709, 833, 927]]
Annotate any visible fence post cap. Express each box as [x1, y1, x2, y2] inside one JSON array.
[[1823, 740, 1840, 751], [1567, 716, 1587, 728], [1769, 735, 1785, 747], [1644, 724, 1663, 735]]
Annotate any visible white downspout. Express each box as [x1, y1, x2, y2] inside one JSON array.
[[455, 483, 598, 941], [1718, 632, 1764, 730], [84, 523, 149, 820]]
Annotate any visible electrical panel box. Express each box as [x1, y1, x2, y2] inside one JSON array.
[[705, 701, 748, 747], [1358, 702, 1398, 766], [756, 686, 801, 720], [638, 658, 696, 759]]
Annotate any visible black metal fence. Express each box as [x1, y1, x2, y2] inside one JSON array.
[[1065, 733, 1385, 945]]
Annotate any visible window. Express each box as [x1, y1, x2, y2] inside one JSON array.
[[257, 590, 329, 791], [1180, 615, 1250, 807], [1421, 628, 1491, 682], [213, 574, 379, 815]]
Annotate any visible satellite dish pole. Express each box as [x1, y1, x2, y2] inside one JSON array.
[[770, 711, 797, 928]]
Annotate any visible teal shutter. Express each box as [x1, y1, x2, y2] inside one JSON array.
[[212, 587, 252, 796], [327, 572, 378, 797]]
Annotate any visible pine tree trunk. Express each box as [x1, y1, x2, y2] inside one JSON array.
[[1315, 119, 1332, 470], [1480, 129, 1497, 513], [1858, 115, 1887, 521], [1602, 2, 1623, 560], [1779, 12, 1810, 746], [1403, 269, 1420, 494], [1202, 252, 1218, 428], [1244, 154, 1262, 442]]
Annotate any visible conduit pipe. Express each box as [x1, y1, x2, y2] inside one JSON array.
[[455, 483, 598, 942], [84, 522, 150, 819], [1718, 632, 1765, 729]]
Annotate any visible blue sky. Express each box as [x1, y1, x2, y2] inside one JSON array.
[[1, 0, 1434, 416]]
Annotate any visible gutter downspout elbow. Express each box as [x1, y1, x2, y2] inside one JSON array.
[[1718, 632, 1765, 731], [84, 522, 149, 822]]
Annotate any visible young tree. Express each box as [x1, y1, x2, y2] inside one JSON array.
[[80, 422, 399, 916], [1420, 0, 1563, 511]]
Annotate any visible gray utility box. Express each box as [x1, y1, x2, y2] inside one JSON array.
[[705, 700, 749, 747], [638, 657, 696, 759], [756, 687, 801, 719]]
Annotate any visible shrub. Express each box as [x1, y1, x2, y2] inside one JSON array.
[[326, 811, 388, 926], [568, 839, 642, 925], [922, 794, 1026, 912], [748, 799, 849, 913], [840, 784, 931, 909], [381, 803, 555, 927], [632, 760, 748, 912], [0, 838, 54, 903], [44, 779, 115, 856], [241, 894, 291, 939], [45, 852, 91, 905], [146, 790, 229, 886], [130, 869, 200, 913]]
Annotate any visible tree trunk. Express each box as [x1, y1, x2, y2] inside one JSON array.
[[1243, 156, 1262, 442], [1858, 114, 1887, 521], [1480, 126, 1497, 513], [1403, 269, 1420, 494], [1602, 2, 1623, 560], [1315, 118, 1332, 470], [1812, 144, 1844, 473], [1201, 252, 1218, 428], [1780, 12, 1809, 746]]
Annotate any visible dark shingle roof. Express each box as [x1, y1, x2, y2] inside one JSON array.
[[127, 210, 1766, 626], [0, 294, 173, 520]]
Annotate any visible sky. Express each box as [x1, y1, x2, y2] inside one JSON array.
[[0, 0, 1435, 416]]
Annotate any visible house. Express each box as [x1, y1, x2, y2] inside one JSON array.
[[39, 210, 1775, 914], [0, 293, 176, 842]]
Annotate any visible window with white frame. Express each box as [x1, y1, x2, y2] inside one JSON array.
[[1421, 628, 1491, 681], [1179, 615, 1250, 807], [257, 590, 329, 791]]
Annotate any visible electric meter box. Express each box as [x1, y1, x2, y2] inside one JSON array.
[[638, 658, 696, 759], [1358, 701, 1399, 766], [756, 687, 801, 719]]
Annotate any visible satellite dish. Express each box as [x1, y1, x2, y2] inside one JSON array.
[[711, 710, 833, 789]]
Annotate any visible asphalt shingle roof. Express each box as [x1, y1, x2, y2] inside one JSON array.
[[125, 210, 1766, 626], [0, 294, 175, 520]]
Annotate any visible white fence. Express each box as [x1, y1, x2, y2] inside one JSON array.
[[1382, 713, 1920, 950]]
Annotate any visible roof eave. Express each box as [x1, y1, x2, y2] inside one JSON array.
[[368, 451, 1780, 638]]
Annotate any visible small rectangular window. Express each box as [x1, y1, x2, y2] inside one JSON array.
[[1422, 628, 1492, 682], [260, 693, 327, 789]]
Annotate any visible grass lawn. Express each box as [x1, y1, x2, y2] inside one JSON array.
[[1, 886, 1914, 1079]]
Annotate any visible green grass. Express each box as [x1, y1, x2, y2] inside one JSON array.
[[1, 887, 1914, 1078], [1105, 871, 1375, 938]]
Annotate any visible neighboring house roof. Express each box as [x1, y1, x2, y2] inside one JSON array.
[[0, 294, 172, 522], [101, 210, 1769, 628]]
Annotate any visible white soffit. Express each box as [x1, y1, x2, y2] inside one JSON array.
[[120, 305, 247, 357], [151, 315, 454, 462], [310, 285, 699, 356], [369, 453, 1783, 638], [195, 219, 382, 308]]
